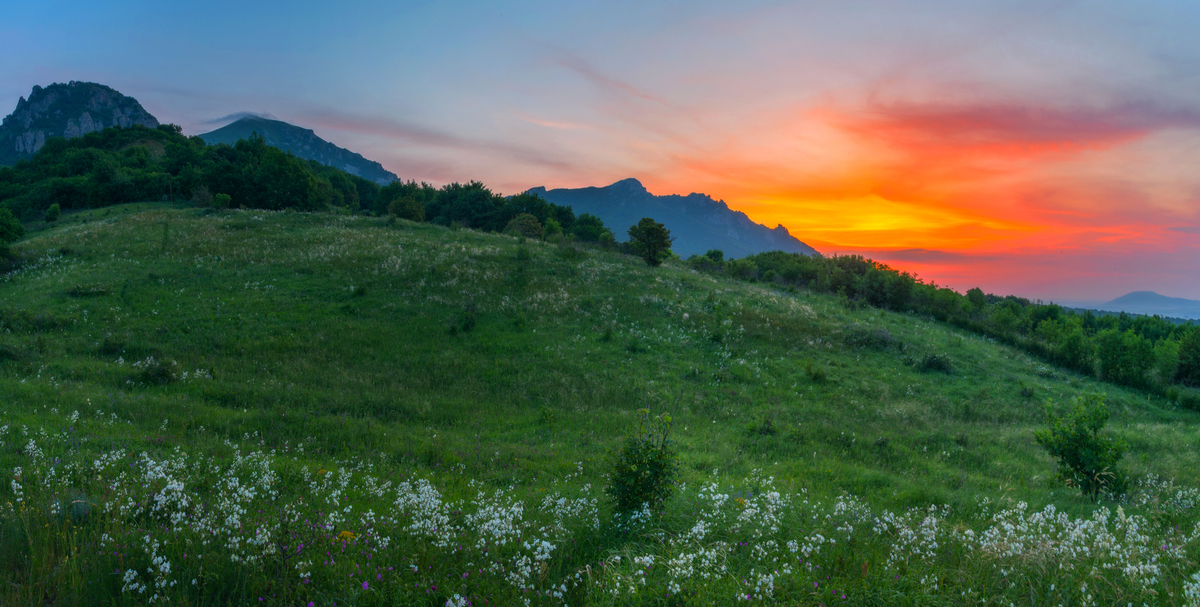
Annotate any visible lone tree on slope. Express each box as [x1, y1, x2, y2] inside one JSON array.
[[628, 217, 674, 267]]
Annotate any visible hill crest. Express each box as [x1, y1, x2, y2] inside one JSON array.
[[198, 116, 397, 185]]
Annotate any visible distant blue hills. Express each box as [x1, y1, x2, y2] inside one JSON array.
[[1063, 291, 1200, 320]]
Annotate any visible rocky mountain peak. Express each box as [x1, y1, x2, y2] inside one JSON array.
[[607, 177, 649, 195], [0, 81, 160, 165]]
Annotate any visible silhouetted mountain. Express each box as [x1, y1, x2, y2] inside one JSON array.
[[528, 178, 819, 259], [1095, 291, 1200, 320], [199, 116, 397, 185], [0, 81, 159, 165]]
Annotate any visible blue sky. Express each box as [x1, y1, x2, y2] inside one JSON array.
[[4, 1, 1200, 300]]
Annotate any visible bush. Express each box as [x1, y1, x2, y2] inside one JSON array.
[[1178, 388, 1200, 412], [0, 207, 23, 243], [191, 185, 214, 207], [214, 193, 232, 209], [388, 194, 424, 222], [44, 203, 61, 222], [805, 359, 828, 382], [1034, 393, 1127, 501], [918, 353, 953, 374], [605, 409, 679, 515], [504, 213, 543, 238]]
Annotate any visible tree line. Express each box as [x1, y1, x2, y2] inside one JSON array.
[[0, 124, 621, 248], [684, 249, 1199, 400]]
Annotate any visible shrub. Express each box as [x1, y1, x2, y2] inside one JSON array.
[[504, 213, 543, 238], [543, 216, 563, 241], [1178, 388, 1200, 412], [726, 258, 758, 280], [44, 203, 61, 222], [605, 409, 679, 515], [0, 207, 23, 243], [191, 185, 213, 207], [1034, 393, 1127, 501], [387, 194, 424, 221], [214, 193, 232, 209], [918, 353, 953, 374], [805, 359, 828, 382]]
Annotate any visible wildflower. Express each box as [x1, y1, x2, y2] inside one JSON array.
[[363, 580, 369, 590]]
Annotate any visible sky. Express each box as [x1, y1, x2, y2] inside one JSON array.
[[3, 0, 1199, 302]]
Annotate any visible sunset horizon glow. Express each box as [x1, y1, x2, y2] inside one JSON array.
[[3, 0, 1198, 301]]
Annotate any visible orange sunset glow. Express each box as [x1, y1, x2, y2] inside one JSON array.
[[14, 1, 1198, 301]]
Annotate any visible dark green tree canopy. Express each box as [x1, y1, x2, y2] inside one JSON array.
[[0, 207, 23, 243], [503, 213, 543, 238], [628, 217, 674, 266]]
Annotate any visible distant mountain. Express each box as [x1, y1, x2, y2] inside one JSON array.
[[0, 81, 159, 165], [528, 178, 820, 259], [1094, 291, 1200, 320], [199, 116, 397, 185]]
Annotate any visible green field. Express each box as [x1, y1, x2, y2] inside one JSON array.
[[3, 205, 1200, 605]]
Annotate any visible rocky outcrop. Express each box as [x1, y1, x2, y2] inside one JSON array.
[[0, 81, 160, 165]]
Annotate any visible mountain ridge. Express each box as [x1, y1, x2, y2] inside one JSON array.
[[0, 81, 159, 165], [198, 116, 397, 185], [528, 178, 819, 259]]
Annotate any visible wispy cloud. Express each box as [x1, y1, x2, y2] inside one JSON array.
[[519, 116, 597, 131], [554, 51, 669, 105], [201, 111, 276, 125], [297, 109, 581, 174], [838, 99, 1200, 155]]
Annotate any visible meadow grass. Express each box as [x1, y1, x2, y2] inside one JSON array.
[[2, 204, 1200, 605]]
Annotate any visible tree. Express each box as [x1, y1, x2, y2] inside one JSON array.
[[503, 213, 543, 238], [388, 194, 425, 222], [1177, 328, 1200, 387], [543, 217, 563, 240], [627, 217, 674, 266], [44, 203, 61, 222], [570, 213, 613, 243], [1034, 393, 1126, 501], [0, 207, 23, 243], [966, 287, 987, 310], [1096, 329, 1153, 389]]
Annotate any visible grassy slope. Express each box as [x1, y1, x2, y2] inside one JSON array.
[[2, 205, 1199, 603]]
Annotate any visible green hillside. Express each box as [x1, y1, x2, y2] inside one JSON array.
[[3, 205, 1200, 605]]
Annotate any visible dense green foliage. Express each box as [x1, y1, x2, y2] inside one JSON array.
[[2, 205, 1200, 605], [0, 124, 379, 219], [504, 212, 544, 238], [605, 409, 680, 514], [0, 124, 629, 253], [628, 217, 674, 266], [689, 249, 1199, 398], [1034, 394, 1127, 500], [0, 207, 22, 242]]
